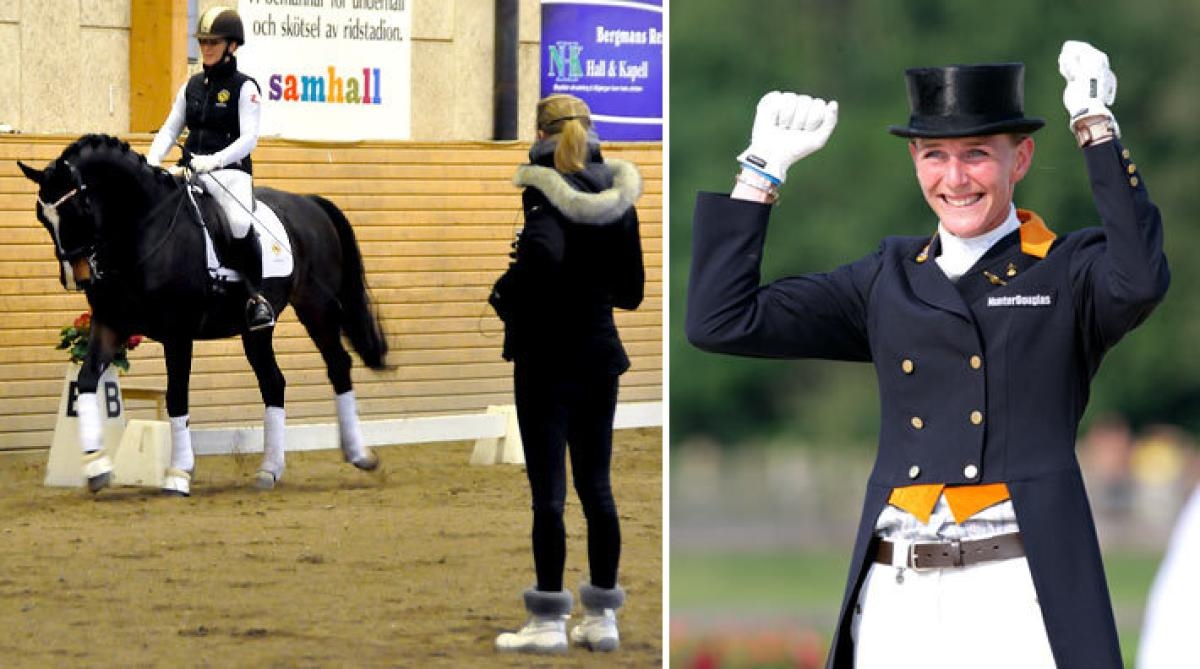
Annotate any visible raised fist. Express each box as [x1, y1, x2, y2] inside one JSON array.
[[737, 91, 839, 184], [1059, 40, 1117, 128]]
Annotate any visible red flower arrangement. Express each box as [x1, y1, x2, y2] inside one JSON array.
[[57, 311, 143, 372]]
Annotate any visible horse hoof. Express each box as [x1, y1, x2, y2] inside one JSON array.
[[254, 470, 278, 490], [87, 471, 112, 493], [162, 468, 191, 497], [82, 452, 113, 493], [351, 451, 380, 472]]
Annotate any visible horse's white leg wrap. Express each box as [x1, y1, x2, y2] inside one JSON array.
[[75, 392, 102, 454], [336, 391, 379, 471], [259, 406, 286, 480], [169, 415, 194, 472], [336, 390, 366, 461], [76, 392, 112, 491]]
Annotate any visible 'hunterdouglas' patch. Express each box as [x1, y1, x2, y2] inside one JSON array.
[[987, 292, 1054, 307]]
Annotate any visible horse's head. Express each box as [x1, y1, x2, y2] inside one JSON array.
[[19, 157, 103, 291]]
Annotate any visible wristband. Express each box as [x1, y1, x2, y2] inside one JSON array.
[[739, 161, 782, 185], [734, 168, 780, 203]]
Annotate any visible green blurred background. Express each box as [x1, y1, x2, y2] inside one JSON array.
[[668, 2, 1200, 667]]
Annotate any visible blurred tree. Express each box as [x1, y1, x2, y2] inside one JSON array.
[[670, 0, 1200, 448]]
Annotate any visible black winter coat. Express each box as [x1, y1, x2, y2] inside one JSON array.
[[492, 150, 644, 374]]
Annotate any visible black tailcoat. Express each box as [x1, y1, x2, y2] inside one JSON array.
[[687, 140, 1168, 669]]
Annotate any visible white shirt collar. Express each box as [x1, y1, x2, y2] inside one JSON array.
[[935, 205, 1020, 282]]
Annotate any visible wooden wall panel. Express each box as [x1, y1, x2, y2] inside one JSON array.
[[0, 136, 663, 451]]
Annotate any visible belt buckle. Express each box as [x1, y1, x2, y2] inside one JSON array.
[[907, 543, 932, 572]]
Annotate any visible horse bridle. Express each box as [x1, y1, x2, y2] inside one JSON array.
[[38, 160, 104, 289]]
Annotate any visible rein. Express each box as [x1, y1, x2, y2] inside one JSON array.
[[49, 163, 192, 284], [131, 187, 192, 270]]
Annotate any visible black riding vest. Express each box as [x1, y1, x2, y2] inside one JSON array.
[[183, 56, 257, 174]]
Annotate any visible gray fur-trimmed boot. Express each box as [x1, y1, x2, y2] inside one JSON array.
[[494, 588, 573, 654], [570, 582, 625, 652]]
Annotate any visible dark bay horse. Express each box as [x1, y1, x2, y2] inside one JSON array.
[[19, 134, 389, 495]]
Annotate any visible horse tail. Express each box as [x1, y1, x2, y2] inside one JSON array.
[[308, 195, 389, 370]]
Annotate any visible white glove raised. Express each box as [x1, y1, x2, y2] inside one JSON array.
[[737, 92, 839, 184], [1058, 40, 1118, 130], [189, 154, 221, 174]]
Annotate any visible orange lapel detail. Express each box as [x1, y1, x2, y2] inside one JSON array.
[[1017, 209, 1056, 259], [889, 483, 1012, 524], [943, 483, 1012, 524], [887, 484, 945, 524]]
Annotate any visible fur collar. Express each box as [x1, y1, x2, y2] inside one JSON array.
[[513, 159, 642, 226]]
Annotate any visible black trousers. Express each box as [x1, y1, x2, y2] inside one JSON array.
[[513, 361, 621, 592]]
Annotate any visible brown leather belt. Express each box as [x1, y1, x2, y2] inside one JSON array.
[[873, 532, 1025, 570]]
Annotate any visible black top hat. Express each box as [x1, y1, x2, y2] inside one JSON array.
[[889, 63, 1045, 138]]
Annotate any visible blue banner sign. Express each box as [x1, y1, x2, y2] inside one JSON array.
[[541, 0, 663, 141]]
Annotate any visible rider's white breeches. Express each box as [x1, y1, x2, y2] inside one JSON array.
[[200, 169, 255, 239]]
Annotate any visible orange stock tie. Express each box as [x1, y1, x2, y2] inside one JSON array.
[[888, 483, 1011, 524], [1017, 209, 1056, 259]]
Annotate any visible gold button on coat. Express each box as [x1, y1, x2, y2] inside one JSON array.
[[1130, 176, 1140, 187], [901, 359, 915, 374], [964, 464, 979, 479], [969, 355, 982, 369], [911, 416, 924, 429], [970, 410, 983, 425], [908, 465, 921, 479], [1127, 164, 1137, 175]]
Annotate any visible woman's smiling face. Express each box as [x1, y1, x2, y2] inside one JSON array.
[[909, 134, 1034, 238]]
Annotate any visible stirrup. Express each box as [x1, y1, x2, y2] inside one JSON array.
[[246, 298, 276, 331]]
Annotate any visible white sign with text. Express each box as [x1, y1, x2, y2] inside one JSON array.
[[236, 0, 412, 140]]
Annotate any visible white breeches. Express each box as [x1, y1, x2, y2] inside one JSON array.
[[853, 557, 1056, 668], [1139, 485, 1200, 668], [200, 169, 255, 238]]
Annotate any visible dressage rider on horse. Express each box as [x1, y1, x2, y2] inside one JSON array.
[[146, 5, 275, 332]]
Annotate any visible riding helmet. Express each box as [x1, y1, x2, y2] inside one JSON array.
[[195, 6, 245, 46]]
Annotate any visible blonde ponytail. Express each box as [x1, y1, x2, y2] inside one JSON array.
[[555, 118, 588, 173], [536, 94, 593, 174]]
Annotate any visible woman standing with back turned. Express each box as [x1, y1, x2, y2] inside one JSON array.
[[490, 94, 645, 654]]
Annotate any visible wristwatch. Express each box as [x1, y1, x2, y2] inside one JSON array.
[[1073, 114, 1116, 148]]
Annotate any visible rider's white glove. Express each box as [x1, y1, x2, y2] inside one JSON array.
[[146, 156, 161, 169], [737, 92, 838, 184], [189, 154, 221, 174], [1058, 40, 1118, 131], [166, 165, 187, 178]]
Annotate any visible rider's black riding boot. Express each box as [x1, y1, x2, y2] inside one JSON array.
[[231, 233, 276, 331]]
